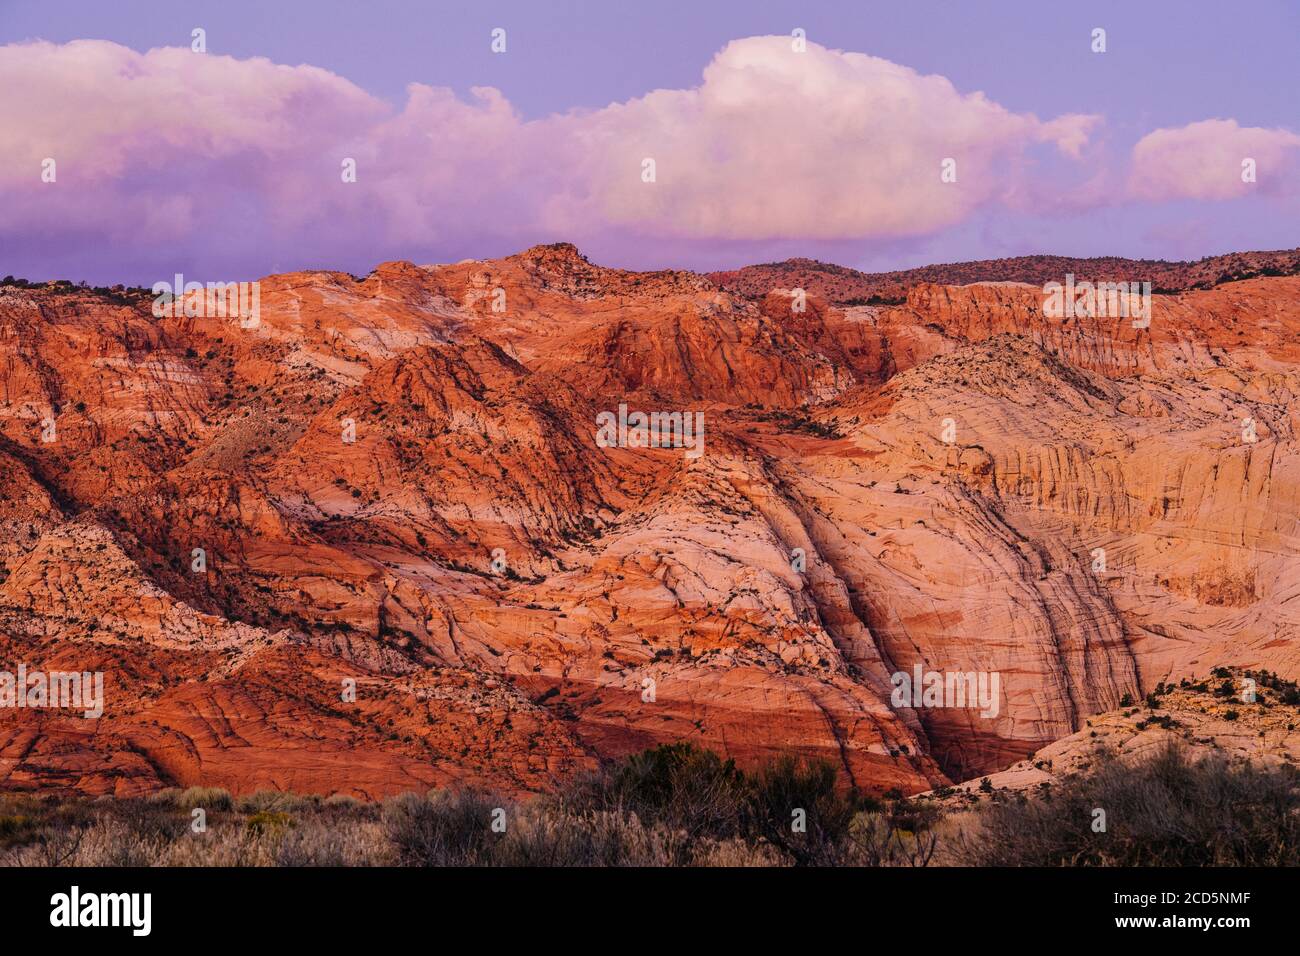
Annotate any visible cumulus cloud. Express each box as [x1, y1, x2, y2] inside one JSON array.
[[553, 37, 1100, 240], [0, 40, 386, 240], [1129, 118, 1300, 201], [0, 36, 1103, 277]]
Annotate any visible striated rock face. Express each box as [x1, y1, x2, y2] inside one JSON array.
[[0, 248, 1297, 797]]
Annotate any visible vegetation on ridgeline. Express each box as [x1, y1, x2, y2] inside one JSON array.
[[707, 248, 1300, 305], [0, 741, 1295, 866], [1, 275, 154, 306]]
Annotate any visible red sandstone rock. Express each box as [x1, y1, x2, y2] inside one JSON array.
[[0, 247, 1297, 797]]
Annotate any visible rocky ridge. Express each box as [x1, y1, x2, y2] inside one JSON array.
[[0, 246, 1297, 798]]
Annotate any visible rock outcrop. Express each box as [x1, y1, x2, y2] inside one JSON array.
[[0, 247, 1296, 797]]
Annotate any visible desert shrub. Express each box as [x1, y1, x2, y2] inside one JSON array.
[[1, 789, 438, 867], [109, 798, 189, 844], [177, 786, 233, 812], [320, 794, 380, 824], [563, 743, 751, 853], [954, 742, 1300, 866], [238, 790, 290, 813], [3, 798, 100, 864], [245, 810, 295, 835], [557, 744, 889, 865], [846, 798, 943, 866], [11, 743, 1300, 868], [382, 789, 507, 866], [74, 819, 166, 867], [492, 807, 680, 867], [746, 755, 862, 865], [237, 790, 321, 814], [690, 836, 786, 867], [0, 814, 37, 848], [155, 818, 279, 867], [846, 811, 900, 865], [274, 818, 391, 866], [24, 822, 90, 866]]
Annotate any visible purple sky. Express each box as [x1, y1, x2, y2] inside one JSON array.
[[2, 0, 1297, 284]]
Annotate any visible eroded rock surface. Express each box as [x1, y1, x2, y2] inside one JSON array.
[[0, 248, 1296, 797]]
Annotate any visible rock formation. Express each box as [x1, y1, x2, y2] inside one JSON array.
[[0, 246, 1296, 797]]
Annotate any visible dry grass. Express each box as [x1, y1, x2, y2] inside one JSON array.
[[1, 741, 1292, 867]]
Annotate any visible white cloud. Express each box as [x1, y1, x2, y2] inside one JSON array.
[[1129, 118, 1300, 201]]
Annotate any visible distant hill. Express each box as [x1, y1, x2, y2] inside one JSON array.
[[708, 248, 1300, 304]]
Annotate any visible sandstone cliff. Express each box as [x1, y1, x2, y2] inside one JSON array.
[[0, 249, 1296, 797]]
